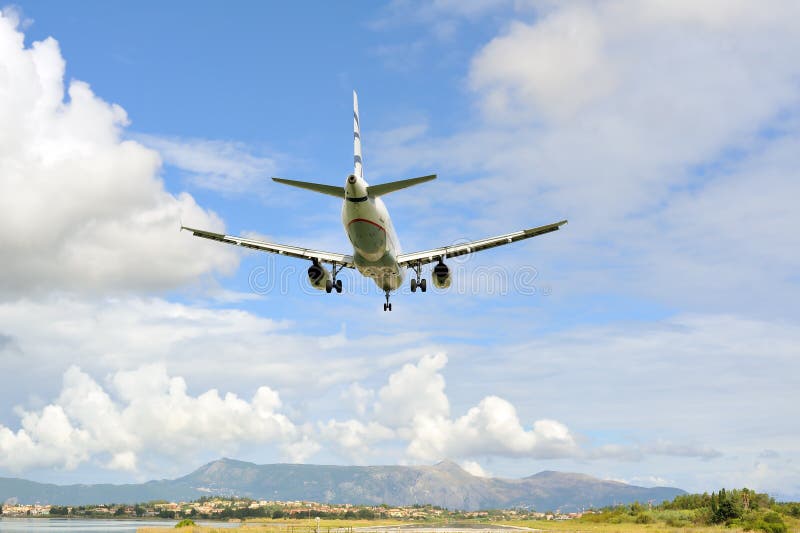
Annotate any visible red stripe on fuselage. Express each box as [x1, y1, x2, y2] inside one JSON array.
[[347, 218, 386, 232]]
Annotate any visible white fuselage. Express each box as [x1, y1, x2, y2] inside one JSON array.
[[342, 174, 404, 291]]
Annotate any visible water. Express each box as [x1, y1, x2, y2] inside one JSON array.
[[0, 518, 237, 532]]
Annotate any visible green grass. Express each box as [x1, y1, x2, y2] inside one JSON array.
[[499, 513, 800, 533]]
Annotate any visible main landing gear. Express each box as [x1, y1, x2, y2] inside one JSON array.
[[325, 263, 344, 294], [383, 290, 393, 312], [409, 261, 426, 293]]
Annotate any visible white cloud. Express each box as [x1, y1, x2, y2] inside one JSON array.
[[0, 13, 239, 298], [0, 364, 310, 472], [340, 353, 581, 462], [478, 312, 799, 489], [134, 134, 278, 194], [405, 397, 579, 461], [460, 460, 490, 478], [0, 295, 435, 403], [644, 440, 722, 461], [319, 419, 394, 462], [341, 383, 375, 417], [609, 474, 673, 487], [470, 10, 614, 121], [324, 352, 728, 466], [374, 353, 450, 427], [370, 0, 800, 316]]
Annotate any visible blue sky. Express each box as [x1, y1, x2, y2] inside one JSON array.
[[1, 1, 799, 500]]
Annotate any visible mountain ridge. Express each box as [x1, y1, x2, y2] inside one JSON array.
[[1, 458, 685, 512]]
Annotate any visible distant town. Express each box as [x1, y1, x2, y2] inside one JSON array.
[[1, 498, 589, 522]]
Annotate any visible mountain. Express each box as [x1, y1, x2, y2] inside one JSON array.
[[0, 458, 684, 511]]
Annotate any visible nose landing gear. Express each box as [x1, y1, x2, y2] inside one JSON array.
[[383, 290, 393, 312]]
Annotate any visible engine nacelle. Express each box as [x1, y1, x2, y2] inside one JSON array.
[[432, 262, 451, 289], [307, 263, 331, 291]]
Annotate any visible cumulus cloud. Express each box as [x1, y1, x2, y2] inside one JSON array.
[[374, 353, 450, 427], [405, 396, 578, 461], [318, 352, 729, 466], [326, 353, 580, 463], [0, 364, 310, 472], [341, 383, 375, 417], [0, 13, 238, 297], [0, 344, 735, 475], [460, 460, 490, 478]]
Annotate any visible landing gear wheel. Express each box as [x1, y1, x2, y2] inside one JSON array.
[[325, 280, 333, 293], [383, 303, 388, 312], [335, 279, 343, 293], [410, 262, 425, 294], [388, 303, 392, 311]]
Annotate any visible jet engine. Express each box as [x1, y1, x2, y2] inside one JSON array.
[[432, 261, 451, 289], [307, 262, 331, 291]]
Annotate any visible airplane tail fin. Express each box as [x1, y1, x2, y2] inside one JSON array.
[[353, 90, 363, 179], [368, 174, 437, 197], [271, 93, 435, 200]]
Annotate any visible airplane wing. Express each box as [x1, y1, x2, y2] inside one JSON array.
[[181, 226, 355, 267], [397, 220, 567, 267]]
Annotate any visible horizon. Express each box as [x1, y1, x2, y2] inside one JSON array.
[[0, 1, 798, 501]]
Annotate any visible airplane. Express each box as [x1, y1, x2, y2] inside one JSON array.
[[182, 91, 567, 311]]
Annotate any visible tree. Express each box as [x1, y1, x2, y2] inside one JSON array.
[[712, 489, 742, 524], [356, 508, 376, 519]]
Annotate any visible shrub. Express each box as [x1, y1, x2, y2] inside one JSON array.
[[760, 511, 787, 533], [175, 519, 196, 528]]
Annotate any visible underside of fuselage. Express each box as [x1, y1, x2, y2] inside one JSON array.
[[343, 195, 404, 292], [353, 251, 404, 292]]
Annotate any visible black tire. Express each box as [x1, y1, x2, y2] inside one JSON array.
[[388, 303, 392, 311], [420, 278, 427, 292], [410, 278, 417, 292], [383, 303, 388, 311], [335, 279, 343, 293], [325, 280, 333, 293]]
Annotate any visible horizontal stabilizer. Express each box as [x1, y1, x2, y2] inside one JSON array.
[[368, 174, 436, 197], [272, 177, 345, 198]]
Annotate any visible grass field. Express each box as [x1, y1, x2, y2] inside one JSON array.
[[137, 515, 800, 533], [137, 518, 405, 533], [498, 515, 800, 533]]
